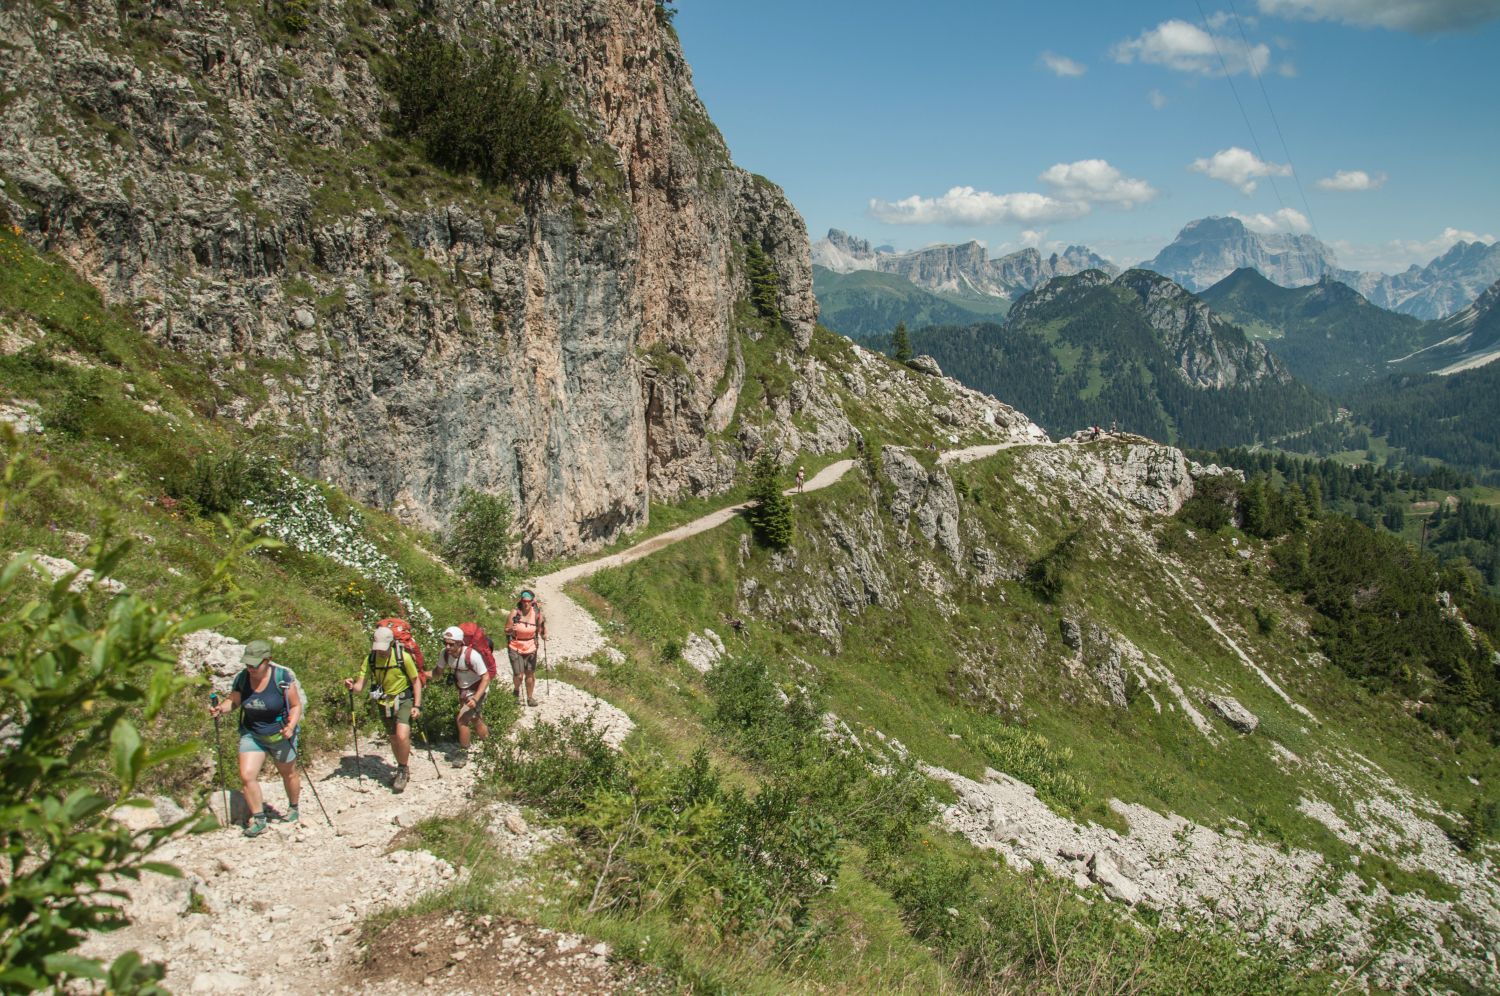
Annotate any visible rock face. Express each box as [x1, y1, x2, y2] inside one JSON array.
[[1391, 277, 1500, 375], [811, 229, 1118, 300], [1142, 216, 1500, 319], [1113, 270, 1292, 389], [1140, 216, 1343, 293], [880, 449, 962, 565], [0, 0, 814, 559]]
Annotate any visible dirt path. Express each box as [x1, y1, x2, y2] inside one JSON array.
[[82, 682, 635, 995], [85, 443, 1038, 992]]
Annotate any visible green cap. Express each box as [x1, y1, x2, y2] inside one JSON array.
[[240, 640, 273, 667]]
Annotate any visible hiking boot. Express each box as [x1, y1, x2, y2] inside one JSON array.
[[283, 805, 299, 824], [451, 751, 469, 769], [243, 814, 269, 838], [392, 765, 409, 793], [512, 687, 520, 699], [527, 697, 538, 707]]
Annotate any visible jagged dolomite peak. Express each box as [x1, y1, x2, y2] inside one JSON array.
[[0, 0, 814, 558]]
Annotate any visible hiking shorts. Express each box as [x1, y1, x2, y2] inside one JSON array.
[[457, 685, 487, 720], [508, 648, 537, 677], [239, 731, 297, 764], [377, 695, 413, 736]]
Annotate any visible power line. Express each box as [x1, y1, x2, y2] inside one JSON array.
[[1194, 0, 1288, 215], [1225, 0, 1321, 242]]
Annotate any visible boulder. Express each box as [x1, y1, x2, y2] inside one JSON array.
[[1207, 695, 1259, 734], [906, 354, 943, 377], [1060, 618, 1082, 650], [1087, 851, 1143, 905]]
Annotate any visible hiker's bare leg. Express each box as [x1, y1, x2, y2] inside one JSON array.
[[474, 715, 489, 740], [525, 671, 536, 699], [239, 751, 267, 816], [513, 673, 524, 696], [273, 757, 300, 808], [392, 723, 411, 767], [457, 714, 471, 748]]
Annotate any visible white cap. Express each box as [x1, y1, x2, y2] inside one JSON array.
[[443, 626, 464, 642], [371, 626, 394, 652]]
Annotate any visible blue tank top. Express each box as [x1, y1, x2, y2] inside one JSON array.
[[233, 668, 289, 738]]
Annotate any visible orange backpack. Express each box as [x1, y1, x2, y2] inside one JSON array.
[[377, 616, 430, 686]]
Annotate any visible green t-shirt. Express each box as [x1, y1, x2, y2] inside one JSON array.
[[358, 646, 419, 703]]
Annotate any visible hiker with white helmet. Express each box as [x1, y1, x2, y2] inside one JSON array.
[[343, 625, 423, 793], [437, 625, 496, 767], [207, 639, 302, 837], [504, 589, 547, 707]]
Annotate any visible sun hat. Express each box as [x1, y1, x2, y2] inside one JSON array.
[[239, 639, 273, 667], [519, 589, 534, 601], [371, 626, 395, 652]]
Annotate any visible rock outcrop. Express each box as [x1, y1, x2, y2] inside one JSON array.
[[0, 0, 814, 558]]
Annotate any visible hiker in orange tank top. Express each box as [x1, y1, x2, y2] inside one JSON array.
[[504, 589, 547, 706]]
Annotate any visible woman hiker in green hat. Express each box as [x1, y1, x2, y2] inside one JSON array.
[[208, 639, 303, 837]]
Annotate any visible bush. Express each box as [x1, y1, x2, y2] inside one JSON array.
[[387, 27, 579, 188], [745, 452, 793, 550], [443, 488, 514, 588], [0, 439, 263, 991], [163, 451, 268, 518]]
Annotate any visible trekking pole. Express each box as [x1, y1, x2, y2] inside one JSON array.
[[209, 691, 231, 828], [542, 636, 549, 702], [295, 755, 337, 833], [347, 686, 365, 793], [414, 711, 442, 779]]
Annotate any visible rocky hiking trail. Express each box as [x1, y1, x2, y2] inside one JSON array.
[[82, 440, 1055, 993]]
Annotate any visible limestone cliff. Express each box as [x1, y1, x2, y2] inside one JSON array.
[[0, 0, 815, 558]]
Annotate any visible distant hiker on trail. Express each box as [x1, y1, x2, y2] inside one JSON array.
[[795, 466, 806, 493], [208, 640, 302, 837], [505, 589, 547, 707], [1110, 419, 1117, 434], [1091, 424, 1101, 440], [437, 625, 496, 767], [344, 625, 423, 793]]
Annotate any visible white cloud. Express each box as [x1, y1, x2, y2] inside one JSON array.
[[1040, 51, 1087, 77], [1190, 146, 1292, 194], [868, 188, 1088, 226], [1112, 19, 1271, 75], [1230, 208, 1312, 233], [1334, 228, 1497, 272], [869, 160, 1155, 227], [1256, 0, 1500, 34], [1038, 159, 1158, 208], [1147, 88, 1169, 109], [1316, 169, 1387, 191]]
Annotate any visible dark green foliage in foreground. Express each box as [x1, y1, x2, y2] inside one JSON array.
[[387, 26, 578, 187], [443, 488, 514, 588], [0, 444, 261, 992], [746, 452, 793, 549]]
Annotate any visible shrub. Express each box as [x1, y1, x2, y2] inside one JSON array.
[[387, 27, 579, 188], [163, 451, 268, 518], [745, 452, 793, 549], [891, 321, 912, 363], [485, 713, 622, 814], [743, 242, 781, 322], [0, 439, 263, 991], [443, 488, 514, 588]]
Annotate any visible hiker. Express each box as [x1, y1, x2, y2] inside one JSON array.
[[795, 466, 806, 493], [343, 625, 423, 793], [208, 639, 301, 837], [1110, 419, 1117, 435], [504, 589, 547, 706], [1091, 424, 1101, 440], [437, 624, 495, 767]]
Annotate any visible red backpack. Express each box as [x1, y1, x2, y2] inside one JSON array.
[[457, 622, 498, 677], [378, 616, 430, 686]]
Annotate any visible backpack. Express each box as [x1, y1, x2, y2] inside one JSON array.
[[457, 622, 498, 676], [378, 616, 430, 686], [272, 665, 306, 741]]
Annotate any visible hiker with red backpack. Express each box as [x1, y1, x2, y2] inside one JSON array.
[[436, 624, 497, 767], [207, 639, 303, 838], [505, 589, 547, 707], [344, 626, 424, 793]]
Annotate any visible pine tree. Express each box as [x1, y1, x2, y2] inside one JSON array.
[[746, 451, 794, 549], [891, 321, 912, 363]]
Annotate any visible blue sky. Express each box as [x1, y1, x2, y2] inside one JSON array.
[[673, 0, 1500, 273]]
